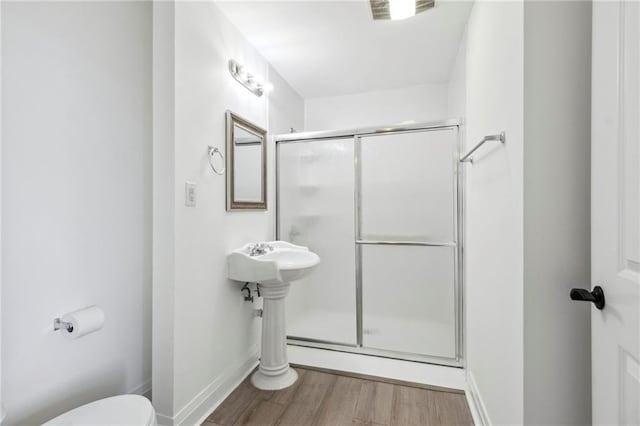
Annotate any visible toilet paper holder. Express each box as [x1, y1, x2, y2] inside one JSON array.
[[53, 318, 74, 333]]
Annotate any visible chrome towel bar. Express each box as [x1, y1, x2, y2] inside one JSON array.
[[460, 131, 505, 164]]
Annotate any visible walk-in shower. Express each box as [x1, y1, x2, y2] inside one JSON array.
[[275, 119, 463, 367]]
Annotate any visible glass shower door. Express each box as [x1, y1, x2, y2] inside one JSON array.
[[277, 138, 357, 345], [358, 128, 459, 359]]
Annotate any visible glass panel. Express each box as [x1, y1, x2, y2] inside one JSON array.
[[233, 125, 263, 202], [278, 138, 356, 345], [360, 129, 457, 242], [361, 245, 456, 358]]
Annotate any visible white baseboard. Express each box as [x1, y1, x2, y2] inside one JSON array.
[[155, 346, 480, 426], [287, 345, 465, 390], [156, 345, 259, 426], [466, 371, 491, 426], [155, 411, 173, 426], [129, 378, 152, 399]]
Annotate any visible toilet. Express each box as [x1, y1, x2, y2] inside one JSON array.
[[43, 395, 157, 426]]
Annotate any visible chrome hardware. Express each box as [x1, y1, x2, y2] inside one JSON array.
[[241, 283, 253, 302], [208, 146, 225, 175], [274, 119, 465, 367], [248, 243, 274, 256], [228, 59, 264, 97], [460, 131, 506, 164], [356, 240, 456, 247], [274, 118, 461, 143], [53, 318, 74, 333]]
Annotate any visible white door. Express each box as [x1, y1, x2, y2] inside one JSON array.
[[590, 1, 640, 424]]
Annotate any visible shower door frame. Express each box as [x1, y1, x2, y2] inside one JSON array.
[[274, 118, 464, 368]]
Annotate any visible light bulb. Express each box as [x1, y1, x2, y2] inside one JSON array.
[[238, 67, 248, 81], [389, 0, 415, 20]]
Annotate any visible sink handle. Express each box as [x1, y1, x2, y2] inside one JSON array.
[[248, 243, 274, 256]]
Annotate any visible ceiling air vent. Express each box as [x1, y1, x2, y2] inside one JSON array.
[[370, 0, 435, 20]]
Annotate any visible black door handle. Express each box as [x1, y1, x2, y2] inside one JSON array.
[[570, 285, 605, 310]]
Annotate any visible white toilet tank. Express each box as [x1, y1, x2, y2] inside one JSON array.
[[43, 395, 157, 426]]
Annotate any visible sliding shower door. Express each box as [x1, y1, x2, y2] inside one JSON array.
[[277, 138, 357, 345], [277, 123, 461, 365], [358, 129, 459, 360]]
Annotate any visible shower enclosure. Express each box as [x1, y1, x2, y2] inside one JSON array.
[[275, 119, 463, 367]]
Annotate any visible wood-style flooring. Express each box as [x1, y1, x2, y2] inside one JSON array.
[[202, 367, 474, 426]]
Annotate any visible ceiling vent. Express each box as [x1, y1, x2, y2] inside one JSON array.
[[369, 0, 435, 20]]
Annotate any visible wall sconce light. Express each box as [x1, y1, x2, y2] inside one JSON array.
[[228, 59, 270, 97]]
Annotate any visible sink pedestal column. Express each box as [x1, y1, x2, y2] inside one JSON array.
[[251, 281, 298, 390]]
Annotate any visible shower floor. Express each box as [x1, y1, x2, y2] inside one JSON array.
[[287, 309, 455, 359]]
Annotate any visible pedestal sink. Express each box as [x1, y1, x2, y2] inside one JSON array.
[[227, 241, 320, 390]]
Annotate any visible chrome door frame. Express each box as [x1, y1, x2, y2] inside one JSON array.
[[274, 119, 464, 368]]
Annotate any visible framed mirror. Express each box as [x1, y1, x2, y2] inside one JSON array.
[[226, 110, 267, 210]]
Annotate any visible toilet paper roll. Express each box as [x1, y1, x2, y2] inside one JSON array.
[[61, 305, 105, 339]]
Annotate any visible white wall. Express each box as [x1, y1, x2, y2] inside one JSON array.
[[267, 64, 304, 256], [152, 0, 176, 418], [462, 1, 524, 424], [268, 65, 304, 135], [523, 2, 592, 424], [152, 2, 304, 424], [0, 0, 3, 420], [447, 28, 466, 120], [304, 83, 448, 131], [1, 2, 152, 425], [457, 2, 592, 424], [0, 3, 5, 424]]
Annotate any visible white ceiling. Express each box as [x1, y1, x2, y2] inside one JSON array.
[[217, 0, 473, 99]]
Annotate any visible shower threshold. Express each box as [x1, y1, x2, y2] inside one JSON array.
[[286, 344, 465, 391], [286, 337, 461, 368]]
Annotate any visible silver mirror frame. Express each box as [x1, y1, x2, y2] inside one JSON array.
[[225, 110, 267, 211]]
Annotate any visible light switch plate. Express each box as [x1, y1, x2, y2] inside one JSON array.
[[185, 182, 197, 207]]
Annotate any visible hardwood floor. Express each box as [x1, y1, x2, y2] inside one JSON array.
[[203, 368, 474, 426]]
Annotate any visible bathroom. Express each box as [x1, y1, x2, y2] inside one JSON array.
[[1, 0, 638, 425]]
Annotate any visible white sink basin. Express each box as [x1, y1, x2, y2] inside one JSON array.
[[227, 241, 320, 391], [227, 241, 320, 285]]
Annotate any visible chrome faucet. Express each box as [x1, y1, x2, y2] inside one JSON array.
[[248, 243, 274, 256]]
